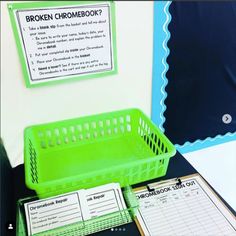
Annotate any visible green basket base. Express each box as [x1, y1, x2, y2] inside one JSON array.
[[38, 134, 154, 182]]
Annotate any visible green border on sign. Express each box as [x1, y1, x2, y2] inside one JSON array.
[[8, 1, 117, 88]]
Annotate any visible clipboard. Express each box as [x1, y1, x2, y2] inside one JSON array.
[[133, 174, 236, 236]]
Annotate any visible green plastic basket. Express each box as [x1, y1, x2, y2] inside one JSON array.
[[24, 108, 176, 198]]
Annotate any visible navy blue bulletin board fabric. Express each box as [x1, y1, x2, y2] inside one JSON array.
[[164, 2, 236, 145]]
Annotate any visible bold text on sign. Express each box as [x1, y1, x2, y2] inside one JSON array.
[[15, 3, 114, 84]]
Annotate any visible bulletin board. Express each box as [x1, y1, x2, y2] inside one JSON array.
[[152, 2, 236, 153]]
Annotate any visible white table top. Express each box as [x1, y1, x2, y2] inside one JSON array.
[[184, 140, 236, 211]]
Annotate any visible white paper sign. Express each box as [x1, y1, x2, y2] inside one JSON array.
[[14, 3, 114, 85]]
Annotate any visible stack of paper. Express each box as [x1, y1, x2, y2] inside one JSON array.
[[24, 183, 129, 235]]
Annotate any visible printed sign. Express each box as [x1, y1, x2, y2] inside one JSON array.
[[8, 1, 117, 87]]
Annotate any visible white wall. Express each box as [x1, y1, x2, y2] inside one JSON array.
[[1, 1, 154, 167], [1, 1, 235, 211]]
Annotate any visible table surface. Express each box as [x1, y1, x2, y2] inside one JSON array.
[[1, 147, 235, 236]]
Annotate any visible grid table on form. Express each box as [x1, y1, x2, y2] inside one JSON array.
[[135, 175, 236, 236]]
